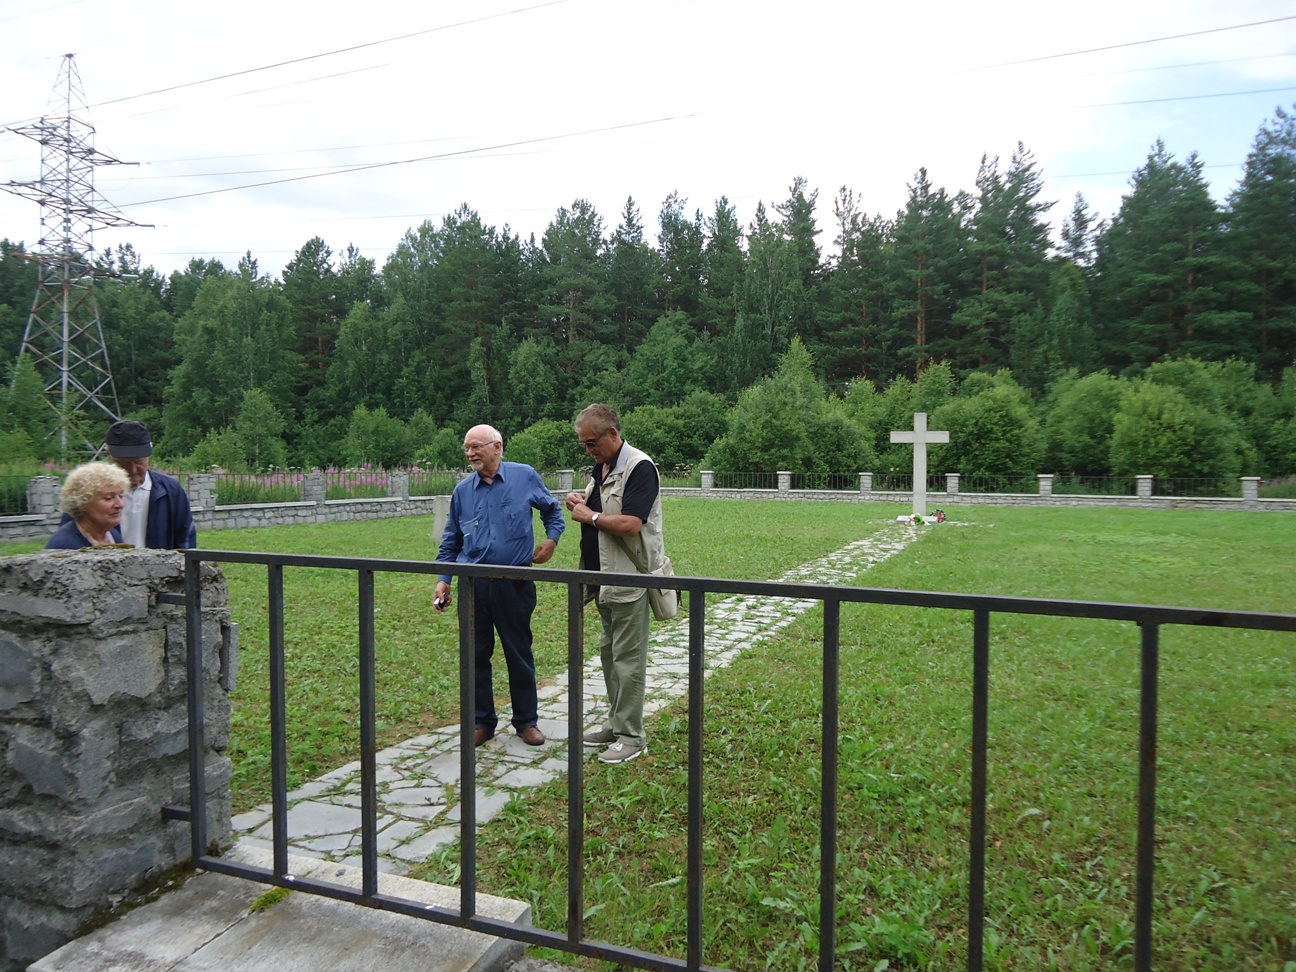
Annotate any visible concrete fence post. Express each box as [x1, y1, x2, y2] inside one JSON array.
[[187, 473, 216, 511], [1241, 476, 1261, 509], [700, 470, 714, 492], [1038, 474, 1054, 498], [945, 473, 960, 495], [431, 494, 451, 548], [558, 470, 574, 493], [25, 476, 60, 516], [302, 471, 326, 505], [1136, 475, 1153, 500], [859, 472, 872, 495], [777, 471, 792, 493], [387, 470, 409, 501]]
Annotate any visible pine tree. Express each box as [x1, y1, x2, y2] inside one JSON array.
[[1059, 192, 1103, 268], [282, 236, 342, 399], [655, 192, 705, 316], [818, 186, 893, 383], [700, 196, 744, 342], [1223, 106, 1296, 381], [888, 169, 968, 376], [1092, 142, 1243, 371], [608, 197, 659, 348]]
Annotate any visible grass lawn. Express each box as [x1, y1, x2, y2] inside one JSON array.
[[4, 501, 1292, 969]]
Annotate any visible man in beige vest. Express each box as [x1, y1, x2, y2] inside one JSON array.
[[564, 403, 667, 764]]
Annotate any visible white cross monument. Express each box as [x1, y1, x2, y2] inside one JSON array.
[[890, 412, 949, 518]]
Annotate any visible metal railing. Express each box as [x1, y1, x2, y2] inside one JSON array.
[[1151, 476, 1237, 498], [171, 551, 1296, 972], [1052, 475, 1138, 496], [0, 475, 34, 515]]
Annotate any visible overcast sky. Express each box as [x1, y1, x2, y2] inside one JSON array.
[[2, 0, 1296, 281]]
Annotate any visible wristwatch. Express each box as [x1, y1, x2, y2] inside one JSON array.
[[591, 512, 601, 526]]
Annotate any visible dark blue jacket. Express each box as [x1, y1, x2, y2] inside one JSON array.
[[46, 519, 124, 549], [143, 471, 198, 549]]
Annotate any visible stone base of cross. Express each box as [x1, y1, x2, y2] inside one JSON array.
[[890, 412, 949, 518]]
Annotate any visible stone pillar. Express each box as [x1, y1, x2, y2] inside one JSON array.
[[859, 472, 872, 495], [1038, 474, 1054, 498], [700, 470, 714, 492], [431, 494, 451, 549], [1241, 476, 1261, 509], [26, 476, 60, 516], [777, 471, 791, 493], [0, 550, 235, 971], [387, 470, 409, 501], [557, 470, 574, 493], [1136, 475, 1153, 500], [187, 473, 216, 511], [945, 473, 960, 495], [302, 471, 326, 505]]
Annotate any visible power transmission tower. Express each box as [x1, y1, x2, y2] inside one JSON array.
[[2, 53, 149, 456]]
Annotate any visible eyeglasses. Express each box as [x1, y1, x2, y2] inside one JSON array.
[[463, 440, 498, 454], [578, 429, 609, 450]]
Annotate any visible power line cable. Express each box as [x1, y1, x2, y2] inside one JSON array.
[[1063, 85, 1296, 110], [103, 77, 1286, 194], [955, 14, 1296, 73], [0, 0, 567, 128], [118, 112, 701, 207], [88, 0, 568, 109]]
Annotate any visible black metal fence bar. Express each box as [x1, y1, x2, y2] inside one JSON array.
[[968, 608, 990, 972], [184, 556, 207, 862], [1135, 621, 1160, 972], [567, 580, 586, 948], [819, 598, 841, 972], [688, 591, 707, 971], [179, 549, 1296, 972], [359, 570, 379, 898], [458, 580, 479, 917], [269, 564, 289, 877]]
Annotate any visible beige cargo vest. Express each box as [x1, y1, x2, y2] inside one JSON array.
[[583, 442, 667, 605]]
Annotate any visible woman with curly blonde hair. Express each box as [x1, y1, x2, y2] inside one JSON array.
[[46, 462, 129, 549]]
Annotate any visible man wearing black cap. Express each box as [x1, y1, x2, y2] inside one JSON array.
[[103, 420, 197, 549]]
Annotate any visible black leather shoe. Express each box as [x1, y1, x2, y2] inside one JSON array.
[[518, 725, 545, 746], [474, 726, 495, 746]]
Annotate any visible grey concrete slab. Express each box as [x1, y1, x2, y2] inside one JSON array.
[[32, 845, 529, 972]]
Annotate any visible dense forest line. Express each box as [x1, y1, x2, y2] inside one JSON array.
[[1, 109, 1295, 481]]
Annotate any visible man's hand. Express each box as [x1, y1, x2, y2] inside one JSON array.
[[564, 491, 586, 512], [533, 538, 557, 564], [433, 581, 452, 612]]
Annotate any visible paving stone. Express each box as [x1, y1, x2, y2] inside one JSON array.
[[493, 765, 561, 789], [387, 825, 459, 863]]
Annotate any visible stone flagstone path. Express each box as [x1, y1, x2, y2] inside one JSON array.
[[230, 523, 922, 872]]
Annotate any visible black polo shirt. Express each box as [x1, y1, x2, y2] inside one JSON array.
[[578, 446, 659, 572]]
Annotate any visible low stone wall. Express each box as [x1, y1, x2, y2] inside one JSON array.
[[0, 494, 452, 547], [0, 549, 236, 971], [2, 471, 1292, 547], [199, 495, 445, 532]]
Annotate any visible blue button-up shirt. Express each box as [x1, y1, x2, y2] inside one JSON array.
[[437, 461, 565, 583]]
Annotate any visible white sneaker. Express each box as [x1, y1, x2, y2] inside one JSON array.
[[583, 727, 616, 747], [598, 741, 645, 764]]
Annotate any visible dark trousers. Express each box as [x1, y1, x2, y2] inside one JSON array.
[[470, 576, 539, 732]]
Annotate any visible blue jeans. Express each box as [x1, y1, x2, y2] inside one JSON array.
[[470, 577, 539, 732]]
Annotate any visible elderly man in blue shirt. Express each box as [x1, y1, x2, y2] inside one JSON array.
[[434, 424, 565, 747]]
